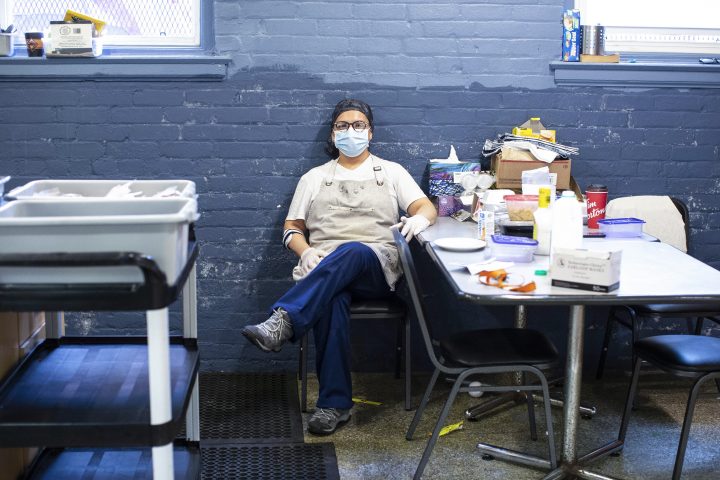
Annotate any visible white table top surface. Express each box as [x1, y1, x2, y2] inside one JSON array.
[[418, 217, 720, 305]]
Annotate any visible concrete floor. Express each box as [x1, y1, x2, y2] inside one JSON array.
[[302, 372, 720, 479]]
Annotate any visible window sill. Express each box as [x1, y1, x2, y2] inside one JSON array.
[[550, 60, 720, 88], [0, 54, 230, 81]]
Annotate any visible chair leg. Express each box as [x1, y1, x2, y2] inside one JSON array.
[[596, 308, 617, 379], [536, 370, 558, 469], [694, 317, 705, 335], [413, 373, 465, 480], [406, 368, 440, 441], [618, 357, 642, 444], [630, 317, 640, 376], [404, 316, 412, 411], [300, 334, 309, 413], [394, 318, 403, 380], [672, 374, 713, 480], [524, 373, 538, 441]]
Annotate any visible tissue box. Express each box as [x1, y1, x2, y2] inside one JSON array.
[[551, 248, 622, 292], [491, 147, 571, 189], [47, 21, 96, 57]]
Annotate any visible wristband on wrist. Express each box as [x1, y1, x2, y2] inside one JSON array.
[[283, 229, 304, 249]]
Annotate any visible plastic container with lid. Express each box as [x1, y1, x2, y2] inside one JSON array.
[[489, 234, 538, 263], [504, 194, 539, 221], [597, 217, 645, 238]]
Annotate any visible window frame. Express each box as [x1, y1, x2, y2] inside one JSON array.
[[0, 0, 229, 81], [553, 0, 720, 88], [4, 0, 204, 49]]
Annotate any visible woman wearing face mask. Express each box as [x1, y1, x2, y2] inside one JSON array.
[[242, 99, 436, 435]]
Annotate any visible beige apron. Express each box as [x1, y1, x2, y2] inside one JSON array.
[[298, 155, 401, 289]]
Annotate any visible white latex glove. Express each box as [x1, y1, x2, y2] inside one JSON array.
[[393, 215, 431, 241], [300, 247, 327, 273]]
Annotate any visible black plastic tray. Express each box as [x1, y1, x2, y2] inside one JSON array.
[[0, 337, 199, 448], [26, 441, 200, 479], [0, 240, 199, 312]]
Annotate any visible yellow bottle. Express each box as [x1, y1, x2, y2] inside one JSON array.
[[533, 187, 552, 256]]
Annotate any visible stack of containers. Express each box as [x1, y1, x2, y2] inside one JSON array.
[[1, 179, 198, 285], [0, 178, 201, 479]]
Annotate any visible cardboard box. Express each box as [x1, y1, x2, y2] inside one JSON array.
[[491, 147, 571, 190], [551, 248, 622, 292], [0, 312, 44, 480], [562, 9, 582, 62], [49, 21, 93, 55]]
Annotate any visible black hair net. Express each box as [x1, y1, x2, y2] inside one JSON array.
[[325, 99, 374, 158]]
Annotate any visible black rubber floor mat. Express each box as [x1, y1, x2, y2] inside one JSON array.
[[200, 443, 339, 480], [198, 372, 304, 443]]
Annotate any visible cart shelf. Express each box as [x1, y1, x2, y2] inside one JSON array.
[[0, 336, 199, 448], [0, 240, 199, 312], [26, 442, 201, 480]]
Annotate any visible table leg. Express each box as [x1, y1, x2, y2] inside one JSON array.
[[147, 307, 175, 480], [562, 304, 585, 464]]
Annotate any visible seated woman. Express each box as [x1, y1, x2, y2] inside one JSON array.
[[242, 99, 436, 435]]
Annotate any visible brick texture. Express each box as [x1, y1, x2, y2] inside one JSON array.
[[0, 0, 718, 372]]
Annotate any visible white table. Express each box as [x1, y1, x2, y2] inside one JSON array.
[[418, 218, 720, 479]]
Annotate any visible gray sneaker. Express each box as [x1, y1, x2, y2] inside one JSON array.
[[307, 407, 351, 435], [241, 308, 293, 352]]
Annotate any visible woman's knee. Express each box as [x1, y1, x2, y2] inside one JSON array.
[[333, 242, 374, 259]]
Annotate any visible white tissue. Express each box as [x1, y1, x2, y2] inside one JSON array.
[[105, 182, 142, 198], [430, 145, 460, 163], [152, 186, 181, 197]]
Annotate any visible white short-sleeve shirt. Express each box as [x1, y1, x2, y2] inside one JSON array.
[[286, 155, 426, 221]]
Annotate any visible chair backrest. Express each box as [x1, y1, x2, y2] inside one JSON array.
[[669, 197, 690, 252], [605, 195, 688, 252], [392, 228, 445, 371]]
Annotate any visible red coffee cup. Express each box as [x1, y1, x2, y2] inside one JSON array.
[[586, 185, 608, 229]]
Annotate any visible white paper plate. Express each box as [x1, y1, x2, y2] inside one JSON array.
[[434, 237, 486, 252]]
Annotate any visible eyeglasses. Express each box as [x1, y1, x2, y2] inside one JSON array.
[[333, 120, 369, 132], [699, 58, 720, 64]]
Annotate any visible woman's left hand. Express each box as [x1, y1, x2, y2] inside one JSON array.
[[393, 215, 431, 241]]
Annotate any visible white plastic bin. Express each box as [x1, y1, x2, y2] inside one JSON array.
[[0, 198, 198, 285], [6, 179, 196, 199]]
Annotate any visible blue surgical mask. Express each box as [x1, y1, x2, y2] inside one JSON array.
[[334, 129, 369, 158]]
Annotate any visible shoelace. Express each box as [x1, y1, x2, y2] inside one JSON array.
[[258, 311, 289, 341], [313, 408, 339, 422]]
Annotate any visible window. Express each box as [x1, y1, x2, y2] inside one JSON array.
[[575, 0, 720, 55], [1, 0, 201, 48]]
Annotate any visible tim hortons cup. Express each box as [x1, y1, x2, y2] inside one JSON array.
[[586, 185, 608, 229]]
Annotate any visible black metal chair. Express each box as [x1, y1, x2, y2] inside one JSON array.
[[596, 197, 720, 378], [298, 296, 411, 412], [617, 334, 720, 479], [394, 228, 558, 479]]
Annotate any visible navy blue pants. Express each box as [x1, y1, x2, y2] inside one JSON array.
[[273, 242, 392, 410]]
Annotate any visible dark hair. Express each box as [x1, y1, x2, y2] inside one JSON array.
[[324, 99, 374, 158]]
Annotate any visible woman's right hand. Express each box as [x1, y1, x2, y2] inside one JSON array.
[[300, 247, 327, 274]]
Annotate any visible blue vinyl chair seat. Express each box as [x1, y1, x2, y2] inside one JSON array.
[[635, 335, 720, 373]]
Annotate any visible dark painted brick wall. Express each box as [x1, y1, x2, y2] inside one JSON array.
[[1, 1, 718, 373]]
